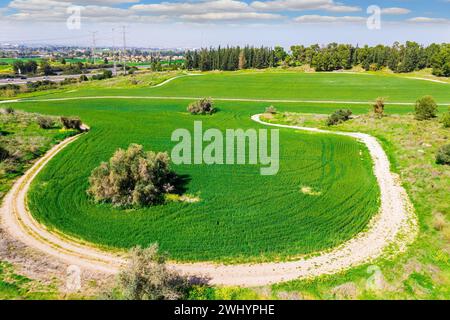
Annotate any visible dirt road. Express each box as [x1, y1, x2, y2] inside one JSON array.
[[0, 115, 418, 286]]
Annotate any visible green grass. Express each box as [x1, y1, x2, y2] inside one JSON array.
[[268, 112, 450, 299], [0, 110, 77, 200], [0, 262, 58, 300], [13, 97, 380, 263], [3, 71, 449, 298], [7, 71, 448, 264]]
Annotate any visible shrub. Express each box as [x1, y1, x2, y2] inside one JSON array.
[[187, 98, 216, 115], [88, 144, 174, 207], [113, 244, 189, 300], [92, 69, 113, 81], [1, 107, 15, 114], [415, 96, 437, 120], [441, 110, 450, 128], [37, 116, 54, 129], [0, 146, 9, 162], [265, 105, 277, 114], [60, 116, 82, 130], [436, 144, 450, 165], [79, 75, 88, 82], [326, 109, 352, 126], [373, 97, 385, 117]]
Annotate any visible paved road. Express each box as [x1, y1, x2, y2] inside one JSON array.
[[0, 68, 124, 86]]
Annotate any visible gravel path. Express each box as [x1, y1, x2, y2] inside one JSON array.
[[0, 114, 418, 287]]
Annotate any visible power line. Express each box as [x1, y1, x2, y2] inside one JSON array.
[[112, 28, 117, 76], [122, 26, 127, 74], [90, 31, 98, 64]]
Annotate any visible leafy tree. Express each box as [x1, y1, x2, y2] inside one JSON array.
[[39, 59, 54, 76], [187, 98, 216, 115], [88, 144, 174, 207], [431, 44, 450, 77], [415, 96, 438, 120], [274, 46, 287, 66], [112, 244, 190, 300]]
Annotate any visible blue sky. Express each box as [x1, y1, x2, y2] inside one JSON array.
[[0, 0, 449, 48]]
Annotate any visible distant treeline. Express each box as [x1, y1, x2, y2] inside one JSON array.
[[184, 42, 450, 77]]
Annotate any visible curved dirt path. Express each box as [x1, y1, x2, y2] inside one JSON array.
[[0, 115, 418, 286], [150, 73, 203, 88]]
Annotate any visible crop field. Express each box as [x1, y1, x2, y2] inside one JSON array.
[[11, 72, 448, 263], [27, 71, 450, 105]]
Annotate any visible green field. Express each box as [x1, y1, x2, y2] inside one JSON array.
[[10, 71, 448, 263], [26, 72, 450, 105]]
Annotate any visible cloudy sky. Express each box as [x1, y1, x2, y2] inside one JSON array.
[[0, 0, 449, 48]]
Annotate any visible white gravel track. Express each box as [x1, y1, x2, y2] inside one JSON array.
[[0, 114, 418, 286]]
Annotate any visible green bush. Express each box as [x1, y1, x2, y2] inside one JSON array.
[[112, 244, 190, 300], [326, 109, 352, 126], [37, 116, 54, 129], [60, 116, 82, 130], [415, 96, 437, 120], [187, 98, 216, 115], [88, 144, 174, 207], [0, 146, 9, 162], [441, 110, 450, 128], [436, 144, 450, 165]]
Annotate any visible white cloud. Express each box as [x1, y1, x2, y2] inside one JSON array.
[[407, 17, 450, 24], [131, 0, 250, 14], [381, 7, 411, 15], [50, 0, 139, 4], [293, 14, 365, 23], [251, 0, 360, 13], [180, 11, 283, 22]]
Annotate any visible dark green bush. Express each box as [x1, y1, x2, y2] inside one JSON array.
[[326, 109, 352, 126], [187, 98, 216, 115], [0, 146, 9, 162], [60, 116, 82, 130], [436, 144, 450, 165], [415, 96, 438, 120]]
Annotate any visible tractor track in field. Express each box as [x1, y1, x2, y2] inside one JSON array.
[[0, 113, 418, 287]]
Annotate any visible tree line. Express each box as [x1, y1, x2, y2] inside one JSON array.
[[184, 42, 450, 77]]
